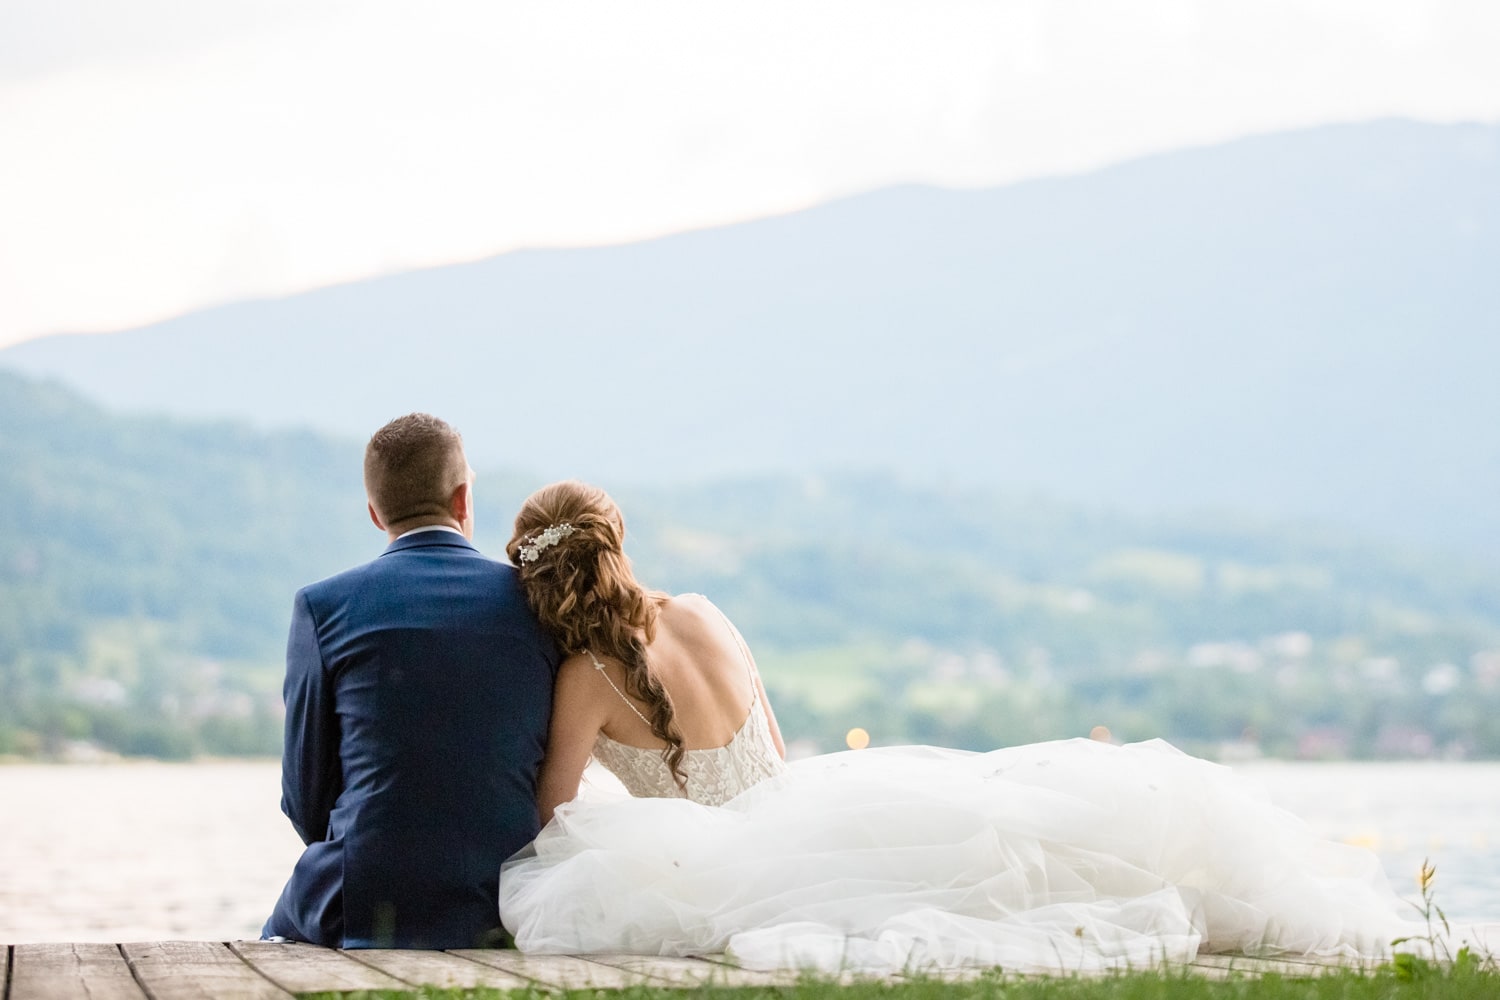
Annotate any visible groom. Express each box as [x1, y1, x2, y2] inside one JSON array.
[[263, 413, 559, 949]]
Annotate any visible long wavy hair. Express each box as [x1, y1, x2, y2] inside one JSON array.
[[507, 480, 684, 786]]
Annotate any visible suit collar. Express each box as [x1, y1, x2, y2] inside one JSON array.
[[396, 524, 466, 541], [382, 530, 479, 556]]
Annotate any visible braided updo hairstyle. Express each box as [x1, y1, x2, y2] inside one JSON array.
[[507, 480, 685, 786]]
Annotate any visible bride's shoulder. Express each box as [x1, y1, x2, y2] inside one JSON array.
[[556, 649, 609, 688], [659, 591, 715, 611], [657, 592, 720, 627], [553, 650, 620, 721]]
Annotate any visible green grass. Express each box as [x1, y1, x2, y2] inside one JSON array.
[[300, 964, 1500, 1000]]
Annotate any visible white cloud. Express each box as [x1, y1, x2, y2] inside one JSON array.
[[1, 0, 1497, 346]]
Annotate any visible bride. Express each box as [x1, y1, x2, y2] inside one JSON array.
[[497, 480, 1410, 974]]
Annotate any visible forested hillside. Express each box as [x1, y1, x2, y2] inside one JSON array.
[[3, 370, 1498, 760], [1, 372, 368, 756], [618, 479, 1500, 757]]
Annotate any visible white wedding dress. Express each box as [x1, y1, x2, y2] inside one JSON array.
[[499, 675, 1412, 974]]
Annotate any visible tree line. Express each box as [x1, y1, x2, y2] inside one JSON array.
[[3, 370, 1497, 760]]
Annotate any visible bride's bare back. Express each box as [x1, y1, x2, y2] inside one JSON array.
[[538, 593, 786, 822]]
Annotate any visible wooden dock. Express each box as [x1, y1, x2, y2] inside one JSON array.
[[0, 940, 1428, 998]]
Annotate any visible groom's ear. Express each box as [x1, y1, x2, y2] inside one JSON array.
[[449, 477, 474, 528], [368, 501, 386, 532]]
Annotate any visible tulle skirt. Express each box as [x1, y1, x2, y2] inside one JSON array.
[[499, 739, 1410, 974]]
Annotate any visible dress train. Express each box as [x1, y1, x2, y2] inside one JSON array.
[[500, 739, 1412, 974]]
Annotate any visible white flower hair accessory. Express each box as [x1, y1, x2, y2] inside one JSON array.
[[518, 522, 577, 564]]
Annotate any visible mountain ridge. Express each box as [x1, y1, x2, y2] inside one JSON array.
[[5, 118, 1497, 556]]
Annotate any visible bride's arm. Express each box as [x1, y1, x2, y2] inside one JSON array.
[[536, 654, 610, 825]]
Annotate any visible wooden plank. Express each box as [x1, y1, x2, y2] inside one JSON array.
[[0, 939, 1413, 999], [449, 950, 657, 990], [898, 962, 1169, 983], [890, 964, 1024, 983], [346, 950, 533, 989], [1190, 952, 1381, 978], [693, 952, 888, 985], [1189, 954, 1281, 978], [585, 952, 790, 987], [1285, 952, 1386, 973], [9, 943, 147, 1000], [121, 942, 291, 1000], [891, 967, 994, 983], [228, 941, 409, 994]]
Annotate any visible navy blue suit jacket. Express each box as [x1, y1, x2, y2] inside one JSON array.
[[264, 529, 558, 948]]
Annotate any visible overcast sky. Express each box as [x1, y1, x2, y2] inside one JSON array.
[[1, 0, 1497, 348]]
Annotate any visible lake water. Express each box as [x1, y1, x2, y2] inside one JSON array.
[[1, 759, 1496, 944]]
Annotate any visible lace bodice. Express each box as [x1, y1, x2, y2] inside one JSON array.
[[591, 696, 786, 805]]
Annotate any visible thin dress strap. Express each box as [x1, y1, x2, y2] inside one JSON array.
[[587, 649, 654, 727], [707, 599, 760, 704]]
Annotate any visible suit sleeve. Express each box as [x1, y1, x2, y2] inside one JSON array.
[[280, 588, 340, 846]]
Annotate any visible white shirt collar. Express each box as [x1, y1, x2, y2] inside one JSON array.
[[395, 524, 466, 540]]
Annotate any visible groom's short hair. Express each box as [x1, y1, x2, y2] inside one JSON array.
[[364, 413, 468, 529]]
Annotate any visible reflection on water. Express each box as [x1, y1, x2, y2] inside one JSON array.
[[1239, 759, 1500, 928], [1, 759, 1496, 944], [0, 762, 303, 944]]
